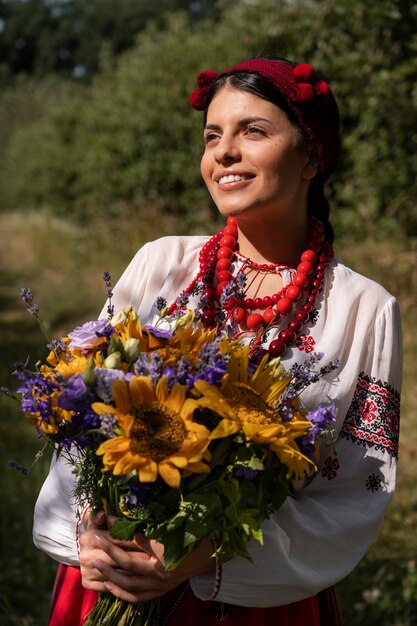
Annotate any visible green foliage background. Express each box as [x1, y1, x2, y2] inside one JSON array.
[[0, 0, 416, 624]]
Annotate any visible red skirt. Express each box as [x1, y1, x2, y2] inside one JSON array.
[[49, 564, 341, 626]]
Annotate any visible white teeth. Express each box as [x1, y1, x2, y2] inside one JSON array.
[[218, 174, 250, 184]]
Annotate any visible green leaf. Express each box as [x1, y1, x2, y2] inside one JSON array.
[[110, 518, 141, 541], [162, 526, 186, 571]]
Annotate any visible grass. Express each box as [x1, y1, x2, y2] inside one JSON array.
[[0, 210, 416, 625]]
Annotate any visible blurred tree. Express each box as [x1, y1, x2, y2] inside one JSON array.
[[0, 0, 416, 238], [0, 0, 218, 84]]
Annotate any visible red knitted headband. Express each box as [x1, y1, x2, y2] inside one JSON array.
[[190, 58, 339, 179]]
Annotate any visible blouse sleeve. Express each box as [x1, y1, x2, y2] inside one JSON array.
[[32, 453, 80, 565], [190, 297, 402, 606]]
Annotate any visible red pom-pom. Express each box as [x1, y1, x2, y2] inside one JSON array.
[[292, 83, 314, 102], [197, 70, 218, 89], [293, 63, 314, 82], [190, 71, 218, 110], [315, 80, 330, 98], [189, 89, 206, 110]]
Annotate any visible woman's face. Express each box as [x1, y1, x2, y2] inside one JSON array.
[[200, 86, 317, 225]]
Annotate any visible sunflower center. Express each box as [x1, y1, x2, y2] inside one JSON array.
[[223, 382, 278, 426], [130, 402, 186, 462]]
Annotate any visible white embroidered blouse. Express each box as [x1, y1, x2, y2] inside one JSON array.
[[33, 235, 402, 607]]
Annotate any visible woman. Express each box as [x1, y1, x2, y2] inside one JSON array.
[[33, 56, 402, 625]]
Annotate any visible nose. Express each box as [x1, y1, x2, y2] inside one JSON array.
[[214, 133, 241, 164]]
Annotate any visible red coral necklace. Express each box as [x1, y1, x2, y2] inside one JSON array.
[[168, 216, 334, 360]]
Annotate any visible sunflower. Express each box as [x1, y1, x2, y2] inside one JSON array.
[[169, 317, 217, 354], [194, 346, 315, 479], [111, 306, 168, 352], [52, 354, 93, 379], [94, 376, 210, 488]]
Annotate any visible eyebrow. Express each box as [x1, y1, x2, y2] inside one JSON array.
[[204, 116, 273, 131]]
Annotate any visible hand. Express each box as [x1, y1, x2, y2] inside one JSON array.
[[79, 510, 125, 592], [79, 514, 216, 602]]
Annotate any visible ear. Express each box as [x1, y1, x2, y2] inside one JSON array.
[[302, 145, 320, 180]]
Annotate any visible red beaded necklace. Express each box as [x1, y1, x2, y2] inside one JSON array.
[[167, 216, 334, 360]]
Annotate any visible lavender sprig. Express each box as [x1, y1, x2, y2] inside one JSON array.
[[103, 272, 114, 320], [19, 288, 62, 362], [219, 271, 247, 306], [19, 288, 39, 316], [8, 440, 50, 475]]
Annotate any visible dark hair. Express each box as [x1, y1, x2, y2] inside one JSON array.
[[203, 62, 335, 244]]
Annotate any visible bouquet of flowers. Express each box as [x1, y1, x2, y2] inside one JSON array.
[[11, 286, 337, 626]]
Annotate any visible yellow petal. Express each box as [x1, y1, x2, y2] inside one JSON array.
[[130, 376, 155, 405], [113, 379, 131, 413], [91, 402, 117, 416], [169, 455, 189, 468], [163, 382, 186, 413], [138, 460, 158, 483], [184, 461, 210, 474], [114, 452, 141, 475], [158, 462, 181, 488], [210, 418, 240, 439], [96, 436, 129, 455]]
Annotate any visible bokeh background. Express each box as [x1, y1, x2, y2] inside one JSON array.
[[0, 0, 416, 624]]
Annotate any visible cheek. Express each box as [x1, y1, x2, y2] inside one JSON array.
[[200, 152, 211, 185], [265, 144, 307, 179]]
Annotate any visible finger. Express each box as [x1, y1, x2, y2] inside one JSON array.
[[103, 579, 169, 603], [84, 509, 107, 531], [95, 536, 166, 580], [133, 536, 165, 562], [80, 529, 113, 553], [107, 514, 119, 528], [91, 510, 107, 527]]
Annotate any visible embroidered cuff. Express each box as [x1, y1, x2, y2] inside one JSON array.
[[210, 535, 222, 600], [75, 502, 91, 556]]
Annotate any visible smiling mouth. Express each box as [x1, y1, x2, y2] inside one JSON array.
[[218, 174, 253, 185]]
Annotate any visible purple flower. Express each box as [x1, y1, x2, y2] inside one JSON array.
[[72, 409, 101, 431], [95, 368, 125, 403], [219, 271, 247, 305], [19, 288, 34, 305], [144, 325, 173, 339], [103, 271, 112, 287], [154, 297, 167, 311], [134, 352, 163, 385], [298, 403, 337, 461], [58, 374, 92, 412], [8, 460, 30, 475], [11, 361, 28, 381], [60, 409, 103, 449], [234, 468, 258, 479], [175, 291, 190, 308], [100, 413, 117, 436], [193, 341, 229, 386], [127, 483, 150, 508], [162, 356, 190, 389], [306, 404, 337, 429], [67, 319, 111, 350], [17, 371, 61, 431], [19, 288, 40, 315], [47, 338, 68, 357]]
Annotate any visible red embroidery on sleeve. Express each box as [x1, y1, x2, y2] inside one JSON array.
[[340, 373, 400, 458], [321, 456, 340, 480], [295, 334, 315, 353]]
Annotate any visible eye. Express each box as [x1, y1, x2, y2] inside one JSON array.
[[203, 131, 220, 144], [246, 126, 267, 137]]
